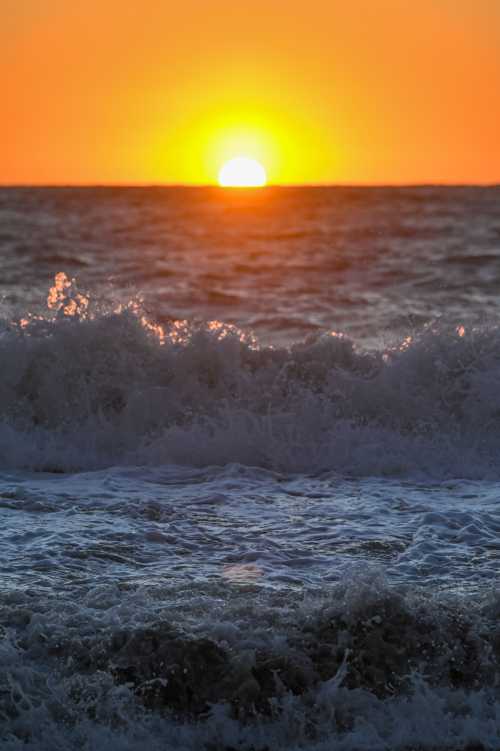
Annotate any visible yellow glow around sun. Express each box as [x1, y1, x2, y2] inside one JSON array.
[[218, 157, 267, 187]]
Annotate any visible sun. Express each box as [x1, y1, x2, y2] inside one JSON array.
[[218, 157, 267, 187]]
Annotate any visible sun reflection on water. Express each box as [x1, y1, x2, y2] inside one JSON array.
[[222, 563, 263, 583]]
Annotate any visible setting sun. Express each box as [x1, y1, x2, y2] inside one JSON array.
[[218, 157, 267, 188]]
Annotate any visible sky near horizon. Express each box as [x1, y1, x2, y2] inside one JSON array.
[[2, 0, 500, 185]]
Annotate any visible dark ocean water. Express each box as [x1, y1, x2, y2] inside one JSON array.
[[2, 185, 500, 344], [0, 186, 499, 749]]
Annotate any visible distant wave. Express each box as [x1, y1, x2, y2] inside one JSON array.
[[1, 273, 500, 478]]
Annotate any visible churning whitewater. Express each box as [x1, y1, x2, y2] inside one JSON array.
[[0, 187, 499, 750], [2, 272, 500, 479]]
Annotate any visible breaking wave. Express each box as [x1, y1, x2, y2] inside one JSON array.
[[1, 273, 500, 478]]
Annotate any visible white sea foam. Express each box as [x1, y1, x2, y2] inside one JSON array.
[[0, 577, 499, 750], [0, 274, 500, 478]]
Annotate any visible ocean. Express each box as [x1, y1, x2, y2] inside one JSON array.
[[0, 185, 499, 749]]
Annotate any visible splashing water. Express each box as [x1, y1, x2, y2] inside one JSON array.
[[1, 273, 500, 479]]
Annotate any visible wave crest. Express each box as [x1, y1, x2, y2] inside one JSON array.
[[1, 274, 500, 477]]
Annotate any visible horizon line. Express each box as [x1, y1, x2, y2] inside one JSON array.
[[1, 181, 499, 189]]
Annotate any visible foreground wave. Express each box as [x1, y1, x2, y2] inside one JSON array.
[[1, 577, 499, 750], [1, 274, 500, 478]]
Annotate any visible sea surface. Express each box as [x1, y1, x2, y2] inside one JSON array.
[[0, 186, 499, 749]]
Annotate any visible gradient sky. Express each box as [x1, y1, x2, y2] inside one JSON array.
[[2, 0, 500, 185]]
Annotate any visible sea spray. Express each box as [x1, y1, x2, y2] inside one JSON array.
[[0, 275, 500, 477]]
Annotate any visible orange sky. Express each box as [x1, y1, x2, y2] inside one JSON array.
[[2, 0, 500, 185]]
